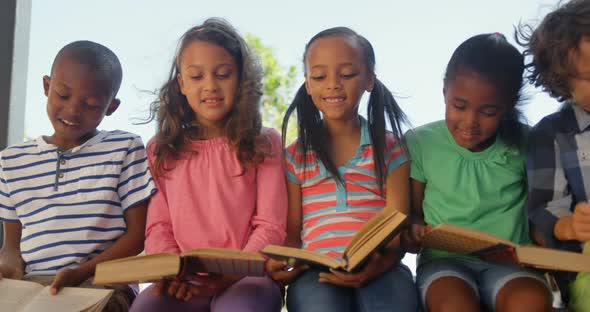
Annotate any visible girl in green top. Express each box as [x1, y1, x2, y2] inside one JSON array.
[[404, 33, 552, 312]]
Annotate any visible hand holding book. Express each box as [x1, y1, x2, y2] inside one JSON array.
[[265, 258, 309, 285], [152, 273, 241, 301], [262, 210, 407, 273], [318, 238, 403, 288], [401, 223, 433, 254]]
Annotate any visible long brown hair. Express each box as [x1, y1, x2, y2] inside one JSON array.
[[146, 18, 268, 177]]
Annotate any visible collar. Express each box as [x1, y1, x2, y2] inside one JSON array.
[[572, 103, 590, 132], [35, 131, 107, 154]]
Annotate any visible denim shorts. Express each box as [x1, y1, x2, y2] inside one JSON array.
[[416, 256, 548, 311], [287, 264, 418, 312]]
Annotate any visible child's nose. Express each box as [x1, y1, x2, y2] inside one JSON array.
[[464, 111, 480, 127], [327, 75, 342, 90], [203, 75, 219, 91], [66, 99, 84, 116]]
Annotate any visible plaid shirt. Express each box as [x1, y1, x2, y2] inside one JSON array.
[[527, 104, 589, 296]]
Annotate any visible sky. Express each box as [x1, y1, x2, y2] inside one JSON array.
[[23, 0, 561, 271], [25, 0, 560, 143]]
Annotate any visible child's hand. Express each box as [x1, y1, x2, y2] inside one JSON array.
[[571, 202, 590, 241], [265, 258, 309, 285], [50, 267, 88, 295], [318, 250, 399, 288], [152, 278, 194, 301], [0, 264, 24, 280], [152, 275, 240, 302], [402, 223, 432, 253], [185, 274, 239, 299]]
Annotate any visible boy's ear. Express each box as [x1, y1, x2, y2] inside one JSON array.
[[105, 98, 120, 116], [176, 73, 185, 95], [304, 79, 311, 95], [43, 75, 51, 96]]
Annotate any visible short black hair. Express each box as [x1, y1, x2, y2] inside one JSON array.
[[444, 33, 526, 147], [51, 40, 122, 96]]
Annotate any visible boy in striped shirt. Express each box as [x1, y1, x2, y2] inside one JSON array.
[[0, 41, 155, 307]]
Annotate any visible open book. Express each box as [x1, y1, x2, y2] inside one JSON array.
[[422, 223, 590, 272], [94, 247, 266, 285], [262, 210, 407, 272], [0, 278, 113, 312]]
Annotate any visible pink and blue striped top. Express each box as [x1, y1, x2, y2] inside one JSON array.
[[285, 117, 407, 260]]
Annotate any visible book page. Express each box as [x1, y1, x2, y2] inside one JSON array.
[[423, 224, 515, 254], [183, 248, 264, 261], [344, 211, 407, 271], [345, 211, 405, 256], [261, 245, 341, 269], [94, 253, 181, 285], [183, 248, 266, 276], [517, 246, 590, 272], [22, 287, 113, 312], [0, 278, 44, 311]]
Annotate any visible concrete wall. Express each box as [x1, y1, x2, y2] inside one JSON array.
[[0, 0, 32, 247]]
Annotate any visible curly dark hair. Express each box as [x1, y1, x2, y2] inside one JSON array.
[[146, 18, 267, 177], [516, 0, 590, 102]]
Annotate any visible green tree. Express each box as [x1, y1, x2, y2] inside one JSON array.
[[245, 34, 298, 145]]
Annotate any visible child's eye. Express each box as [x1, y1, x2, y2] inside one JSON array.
[[190, 75, 203, 80], [85, 104, 101, 111], [310, 75, 325, 81], [453, 103, 466, 110], [480, 109, 499, 117], [216, 73, 231, 79], [341, 73, 357, 79], [56, 93, 69, 100]]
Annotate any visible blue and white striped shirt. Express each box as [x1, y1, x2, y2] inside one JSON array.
[[0, 130, 156, 275]]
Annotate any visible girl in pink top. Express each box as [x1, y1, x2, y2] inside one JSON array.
[[130, 18, 287, 312]]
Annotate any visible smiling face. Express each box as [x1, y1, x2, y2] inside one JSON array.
[[176, 40, 239, 133], [444, 70, 507, 152], [43, 54, 119, 150], [304, 35, 375, 122]]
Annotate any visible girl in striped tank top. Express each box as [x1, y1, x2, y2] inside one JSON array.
[[265, 27, 418, 312]]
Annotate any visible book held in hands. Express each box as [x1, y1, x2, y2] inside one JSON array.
[[422, 223, 590, 272], [93, 247, 266, 285], [262, 209, 407, 272], [0, 278, 113, 312]]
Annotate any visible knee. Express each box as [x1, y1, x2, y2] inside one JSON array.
[[495, 277, 552, 312], [425, 277, 479, 312]]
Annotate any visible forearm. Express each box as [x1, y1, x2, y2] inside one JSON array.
[[0, 221, 24, 270], [76, 230, 144, 279], [243, 222, 286, 252], [0, 247, 24, 270]]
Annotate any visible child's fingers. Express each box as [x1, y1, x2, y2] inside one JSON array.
[[175, 282, 189, 300], [152, 280, 166, 296], [576, 202, 590, 214], [188, 285, 216, 298], [265, 258, 287, 273], [167, 279, 181, 297], [49, 277, 62, 295], [183, 290, 193, 302]]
